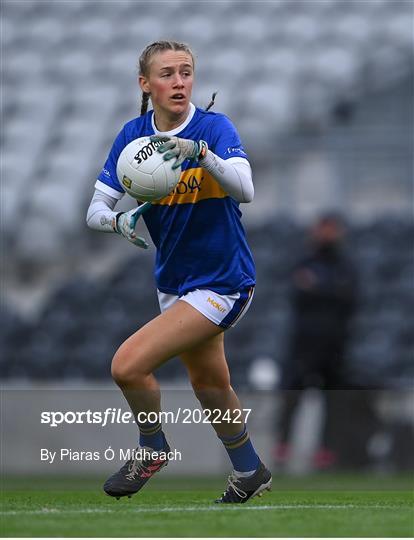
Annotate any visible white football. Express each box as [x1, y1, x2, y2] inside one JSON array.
[[116, 136, 181, 201]]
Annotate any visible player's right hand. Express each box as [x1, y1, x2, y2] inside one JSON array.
[[115, 202, 151, 249]]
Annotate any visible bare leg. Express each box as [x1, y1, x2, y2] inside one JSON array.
[[105, 301, 270, 502], [111, 300, 222, 421], [180, 333, 246, 438]]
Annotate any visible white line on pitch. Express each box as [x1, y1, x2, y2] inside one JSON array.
[[0, 504, 404, 516]]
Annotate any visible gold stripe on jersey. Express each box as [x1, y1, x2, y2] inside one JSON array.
[[152, 167, 227, 206]]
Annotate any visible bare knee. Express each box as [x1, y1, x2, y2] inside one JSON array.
[[111, 342, 148, 388], [190, 371, 231, 396]]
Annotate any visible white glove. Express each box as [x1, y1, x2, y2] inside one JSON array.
[[114, 202, 151, 249], [150, 135, 208, 169]]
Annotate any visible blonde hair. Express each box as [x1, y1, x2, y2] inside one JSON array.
[[138, 41, 195, 116]]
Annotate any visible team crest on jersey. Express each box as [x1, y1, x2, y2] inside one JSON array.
[[122, 176, 132, 189]]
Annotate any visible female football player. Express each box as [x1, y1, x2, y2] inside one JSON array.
[[86, 41, 271, 503]]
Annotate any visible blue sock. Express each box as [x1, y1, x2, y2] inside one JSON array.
[[138, 421, 165, 451], [218, 426, 260, 473]]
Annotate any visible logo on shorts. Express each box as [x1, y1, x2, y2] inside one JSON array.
[[207, 297, 226, 313]]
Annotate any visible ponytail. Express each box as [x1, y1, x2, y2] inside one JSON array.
[[140, 91, 150, 116], [205, 91, 217, 112]]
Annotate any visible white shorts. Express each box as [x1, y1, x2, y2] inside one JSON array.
[[157, 287, 254, 329]]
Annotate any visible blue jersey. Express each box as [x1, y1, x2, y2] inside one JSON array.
[[97, 105, 255, 296]]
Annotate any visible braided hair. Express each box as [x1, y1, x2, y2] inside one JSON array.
[[205, 91, 217, 112], [140, 92, 150, 116], [138, 40, 195, 116]]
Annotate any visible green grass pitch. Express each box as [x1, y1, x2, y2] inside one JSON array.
[[1, 474, 413, 537]]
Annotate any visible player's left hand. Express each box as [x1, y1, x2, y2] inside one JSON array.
[[150, 135, 208, 170]]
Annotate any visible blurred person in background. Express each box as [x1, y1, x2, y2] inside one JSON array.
[[275, 213, 359, 470], [86, 40, 271, 504]]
